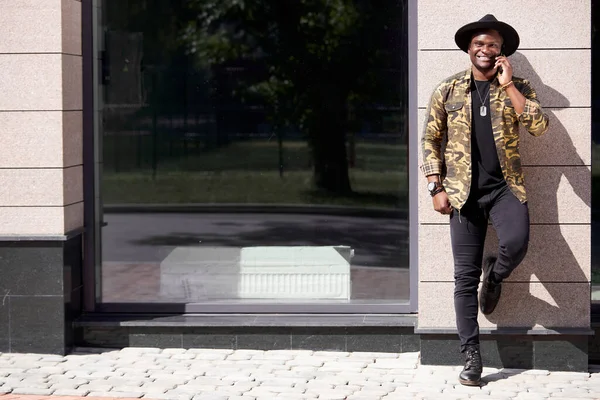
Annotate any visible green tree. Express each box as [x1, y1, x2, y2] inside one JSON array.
[[182, 0, 404, 194]]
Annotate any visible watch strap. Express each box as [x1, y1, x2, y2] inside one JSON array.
[[430, 184, 445, 197], [428, 181, 443, 195]]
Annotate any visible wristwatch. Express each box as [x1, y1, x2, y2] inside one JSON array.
[[427, 181, 444, 197]]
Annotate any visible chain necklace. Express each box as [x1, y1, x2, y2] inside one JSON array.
[[473, 80, 490, 117]]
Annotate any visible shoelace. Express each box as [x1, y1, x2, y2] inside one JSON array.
[[465, 349, 482, 370]]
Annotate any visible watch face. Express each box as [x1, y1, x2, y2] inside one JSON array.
[[428, 182, 437, 191]]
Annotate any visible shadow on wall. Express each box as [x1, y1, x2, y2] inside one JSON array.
[[483, 52, 590, 368]]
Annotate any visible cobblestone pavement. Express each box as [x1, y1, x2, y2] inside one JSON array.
[[0, 348, 599, 400]]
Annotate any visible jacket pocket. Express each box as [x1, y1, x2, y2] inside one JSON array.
[[444, 102, 464, 112]]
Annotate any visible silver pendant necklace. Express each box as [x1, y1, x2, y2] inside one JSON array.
[[474, 80, 490, 117]]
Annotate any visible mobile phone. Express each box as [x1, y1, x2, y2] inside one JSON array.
[[497, 53, 504, 74]]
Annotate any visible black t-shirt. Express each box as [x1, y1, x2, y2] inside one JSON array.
[[471, 79, 505, 194]]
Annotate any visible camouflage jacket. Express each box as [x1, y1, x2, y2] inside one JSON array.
[[420, 68, 549, 210]]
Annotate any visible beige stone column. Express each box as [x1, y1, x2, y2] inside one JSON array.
[[0, 0, 83, 355], [416, 1, 591, 362], [0, 0, 83, 235]]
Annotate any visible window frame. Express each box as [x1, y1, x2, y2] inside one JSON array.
[[82, 0, 420, 314]]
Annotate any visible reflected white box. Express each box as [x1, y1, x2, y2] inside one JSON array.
[[159, 246, 353, 300], [238, 246, 353, 300]]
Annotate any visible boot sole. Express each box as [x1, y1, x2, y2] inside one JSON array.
[[459, 377, 481, 386]]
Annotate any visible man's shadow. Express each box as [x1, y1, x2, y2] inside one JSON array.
[[480, 52, 590, 376]]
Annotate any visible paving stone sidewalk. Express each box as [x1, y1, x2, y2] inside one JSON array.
[[0, 348, 599, 400]]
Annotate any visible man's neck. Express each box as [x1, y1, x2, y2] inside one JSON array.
[[471, 66, 495, 81]]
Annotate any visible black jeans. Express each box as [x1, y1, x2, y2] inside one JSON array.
[[450, 184, 530, 352]]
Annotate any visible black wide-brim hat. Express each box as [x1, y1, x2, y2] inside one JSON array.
[[455, 14, 520, 56]]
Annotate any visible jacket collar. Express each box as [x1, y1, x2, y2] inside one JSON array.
[[462, 67, 501, 89]]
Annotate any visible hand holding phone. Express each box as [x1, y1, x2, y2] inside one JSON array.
[[494, 53, 513, 86]]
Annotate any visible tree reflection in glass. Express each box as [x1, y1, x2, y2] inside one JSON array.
[[182, 0, 406, 196], [102, 0, 407, 209]]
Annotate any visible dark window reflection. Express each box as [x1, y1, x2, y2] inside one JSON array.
[[98, 0, 410, 304]]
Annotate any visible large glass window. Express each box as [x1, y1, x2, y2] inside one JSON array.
[[95, 0, 410, 308]]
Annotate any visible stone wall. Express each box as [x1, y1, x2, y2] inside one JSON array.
[[416, 1, 591, 332], [0, 0, 83, 235]]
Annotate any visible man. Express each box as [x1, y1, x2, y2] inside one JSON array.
[[421, 15, 549, 386]]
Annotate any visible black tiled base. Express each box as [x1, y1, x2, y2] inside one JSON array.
[[0, 236, 83, 355], [292, 328, 346, 351], [10, 296, 64, 338], [131, 328, 184, 348], [0, 297, 8, 350], [183, 329, 237, 349], [236, 328, 292, 350], [10, 294, 66, 354], [535, 339, 588, 371], [0, 338, 8, 353], [420, 334, 588, 371], [346, 327, 402, 353], [588, 326, 600, 364], [11, 336, 66, 355], [79, 326, 419, 353], [78, 323, 593, 370], [402, 333, 421, 352], [81, 327, 129, 348]]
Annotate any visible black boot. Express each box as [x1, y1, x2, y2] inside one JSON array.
[[479, 256, 502, 315], [459, 345, 482, 386]]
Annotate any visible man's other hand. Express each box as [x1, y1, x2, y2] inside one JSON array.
[[433, 191, 453, 215]]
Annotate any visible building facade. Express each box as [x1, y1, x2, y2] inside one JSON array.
[[0, 0, 598, 370]]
